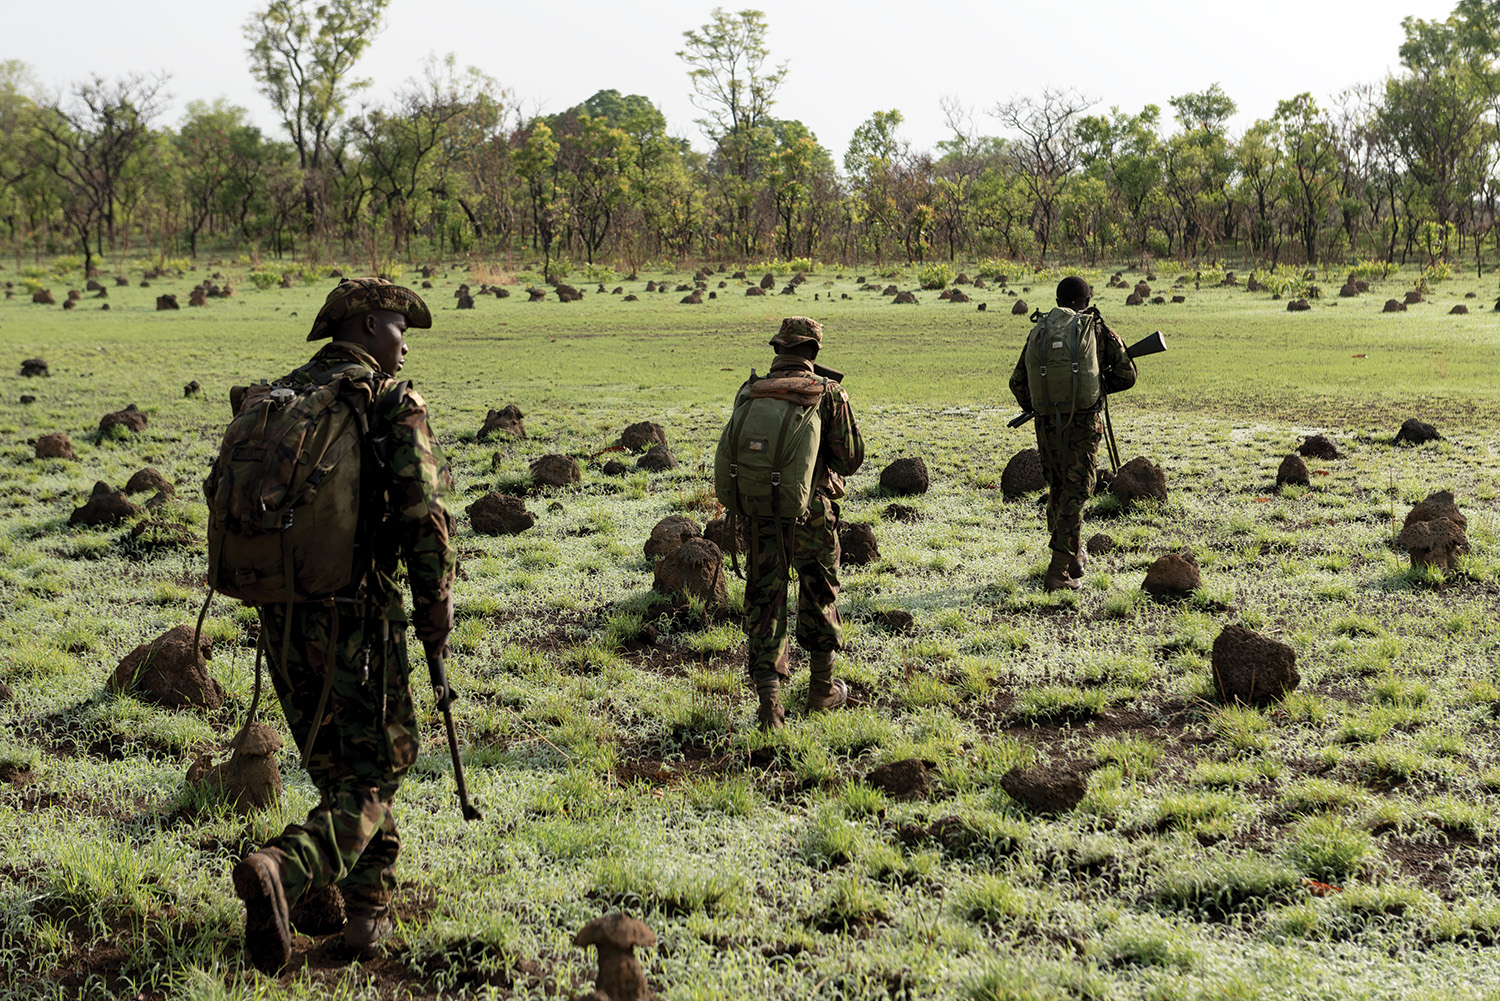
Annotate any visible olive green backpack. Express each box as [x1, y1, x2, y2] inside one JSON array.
[[713, 371, 826, 569], [1024, 306, 1102, 419]]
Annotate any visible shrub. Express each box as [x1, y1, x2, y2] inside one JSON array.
[[1285, 815, 1374, 881], [247, 271, 282, 290], [918, 262, 954, 290], [1154, 855, 1300, 918], [579, 262, 618, 284]]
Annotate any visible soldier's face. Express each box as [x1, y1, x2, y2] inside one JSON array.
[[363, 310, 409, 374]]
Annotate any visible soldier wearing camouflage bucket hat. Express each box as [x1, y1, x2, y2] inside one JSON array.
[[714, 316, 864, 730], [227, 277, 455, 973]]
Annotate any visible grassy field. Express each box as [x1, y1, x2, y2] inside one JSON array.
[[1, 258, 1499, 1000]]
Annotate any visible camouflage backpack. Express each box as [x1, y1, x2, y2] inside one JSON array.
[[714, 371, 826, 570], [1024, 306, 1103, 419], [204, 364, 387, 605]]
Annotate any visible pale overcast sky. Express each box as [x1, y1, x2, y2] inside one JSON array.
[[7, 0, 1461, 161]]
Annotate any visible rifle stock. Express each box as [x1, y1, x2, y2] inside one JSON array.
[[813, 362, 845, 383]]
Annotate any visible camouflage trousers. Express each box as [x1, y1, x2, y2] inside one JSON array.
[[258, 599, 419, 907], [743, 495, 844, 684], [1035, 412, 1105, 556]]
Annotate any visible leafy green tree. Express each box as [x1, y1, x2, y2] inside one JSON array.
[[176, 100, 264, 257], [1273, 93, 1340, 264], [989, 87, 1092, 262], [31, 73, 168, 273], [1076, 104, 1163, 256], [1379, 14, 1490, 248], [0, 61, 44, 264], [349, 56, 497, 253], [1235, 119, 1287, 264], [515, 120, 566, 278], [244, 0, 389, 232], [678, 7, 786, 254]]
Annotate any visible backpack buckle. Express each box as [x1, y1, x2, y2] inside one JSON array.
[[771, 472, 781, 486], [729, 463, 738, 479]]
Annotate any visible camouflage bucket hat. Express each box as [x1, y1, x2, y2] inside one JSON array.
[[307, 277, 433, 341], [769, 316, 823, 349]]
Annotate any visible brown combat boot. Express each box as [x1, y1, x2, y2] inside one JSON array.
[[806, 652, 848, 713], [1068, 542, 1087, 581], [233, 848, 293, 974], [343, 889, 394, 960], [1043, 550, 1080, 592], [756, 678, 785, 731]]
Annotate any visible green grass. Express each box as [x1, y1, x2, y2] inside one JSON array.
[[1, 258, 1500, 998]]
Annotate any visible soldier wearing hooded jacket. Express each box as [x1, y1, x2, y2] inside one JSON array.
[[733, 317, 864, 729], [230, 278, 456, 973]]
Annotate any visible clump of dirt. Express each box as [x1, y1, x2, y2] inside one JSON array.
[[20, 358, 48, 377], [616, 421, 667, 452], [1142, 553, 1200, 602], [529, 454, 580, 489], [653, 538, 727, 607], [125, 467, 172, 495], [637, 444, 677, 471], [1398, 490, 1468, 571], [1299, 434, 1341, 460], [839, 523, 879, 566], [1001, 761, 1089, 814], [881, 504, 921, 522], [875, 609, 914, 634], [1393, 418, 1441, 445], [99, 404, 147, 435], [35, 432, 75, 460], [880, 456, 929, 495], [865, 758, 930, 800], [110, 625, 224, 710], [69, 481, 139, 527], [185, 721, 282, 813], [1211, 625, 1298, 705], [1001, 448, 1044, 498], [478, 404, 526, 440], [156, 294, 179, 310], [1383, 298, 1407, 313], [574, 913, 655, 1001], [703, 516, 748, 555], [467, 493, 534, 535], [1086, 533, 1115, 556], [645, 515, 700, 561], [1276, 454, 1310, 489], [893, 290, 918, 304], [1110, 456, 1167, 506]]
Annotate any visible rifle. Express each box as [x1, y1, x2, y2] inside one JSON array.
[[1007, 329, 1167, 428], [428, 655, 482, 821], [813, 362, 845, 383]]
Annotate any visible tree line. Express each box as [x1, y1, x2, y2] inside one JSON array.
[[3, 0, 1500, 275]]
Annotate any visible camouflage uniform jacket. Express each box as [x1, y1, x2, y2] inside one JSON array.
[[1008, 314, 1137, 414], [278, 342, 457, 649], [739, 353, 865, 501]]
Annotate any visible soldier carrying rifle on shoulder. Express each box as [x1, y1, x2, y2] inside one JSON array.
[[1008, 276, 1138, 592]]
